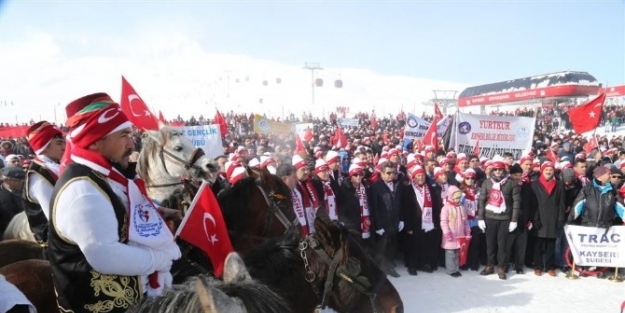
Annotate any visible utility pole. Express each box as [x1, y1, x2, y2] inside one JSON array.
[[303, 62, 323, 106], [225, 70, 232, 99]]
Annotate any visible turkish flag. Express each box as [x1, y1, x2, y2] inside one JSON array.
[[584, 135, 598, 154], [473, 139, 480, 157], [423, 116, 439, 150], [434, 103, 444, 121], [457, 236, 471, 266], [175, 181, 233, 277], [333, 127, 347, 148], [568, 93, 606, 134], [158, 111, 167, 125], [546, 149, 557, 163], [214, 110, 228, 139], [120, 76, 160, 131], [294, 134, 307, 155]]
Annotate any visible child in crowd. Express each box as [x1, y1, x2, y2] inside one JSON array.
[[440, 186, 471, 277]]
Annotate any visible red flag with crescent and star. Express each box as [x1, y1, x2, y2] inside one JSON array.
[[120, 76, 160, 131], [457, 236, 470, 266], [473, 139, 480, 157], [434, 103, 444, 121], [423, 115, 439, 150], [175, 181, 233, 277], [214, 109, 228, 139], [568, 92, 606, 134]]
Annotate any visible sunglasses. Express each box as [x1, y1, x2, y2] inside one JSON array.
[[493, 168, 504, 171], [352, 173, 364, 177], [612, 175, 622, 179]]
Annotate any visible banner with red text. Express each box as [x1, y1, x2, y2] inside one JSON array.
[[454, 113, 535, 160]]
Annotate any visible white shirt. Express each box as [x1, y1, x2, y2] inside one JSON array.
[[0, 274, 36, 313], [54, 177, 172, 291], [26, 156, 60, 220]]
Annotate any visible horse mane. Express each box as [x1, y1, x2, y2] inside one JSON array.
[[137, 127, 176, 187], [217, 176, 258, 233], [3, 212, 36, 242], [127, 275, 292, 313]]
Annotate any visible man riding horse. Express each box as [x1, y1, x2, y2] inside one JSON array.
[[22, 121, 65, 245], [48, 93, 181, 312]]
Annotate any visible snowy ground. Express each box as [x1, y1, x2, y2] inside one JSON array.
[[389, 266, 625, 313]]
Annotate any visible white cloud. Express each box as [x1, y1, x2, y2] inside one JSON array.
[[0, 30, 469, 124]]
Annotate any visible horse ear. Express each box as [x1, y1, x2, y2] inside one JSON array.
[[196, 277, 246, 313], [144, 129, 164, 146], [223, 252, 253, 284]]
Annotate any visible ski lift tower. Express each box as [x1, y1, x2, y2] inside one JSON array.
[[424, 90, 458, 114]]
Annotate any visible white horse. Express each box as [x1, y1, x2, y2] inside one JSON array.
[[137, 126, 217, 203], [2, 126, 217, 242]]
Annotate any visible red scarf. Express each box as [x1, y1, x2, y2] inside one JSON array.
[[291, 189, 309, 236], [322, 181, 338, 220], [463, 185, 477, 201], [520, 173, 530, 186], [575, 172, 589, 186], [304, 179, 320, 208], [356, 183, 371, 239], [539, 175, 556, 195], [414, 183, 433, 209]]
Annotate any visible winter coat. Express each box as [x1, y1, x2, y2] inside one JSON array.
[[571, 179, 625, 228], [400, 179, 443, 234], [478, 173, 521, 222], [338, 179, 369, 234], [368, 180, 402, 232], [530, 179, 566, 239], [440, 186, 470, 250]]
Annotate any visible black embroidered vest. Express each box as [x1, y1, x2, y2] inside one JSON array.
[[48, 163, 142, 313], [22, 160, 56, 244]]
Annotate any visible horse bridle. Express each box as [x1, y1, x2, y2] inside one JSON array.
[[299, 236, 384, 313], [254, 178, 299, 236], [148, 147, 206, 188]]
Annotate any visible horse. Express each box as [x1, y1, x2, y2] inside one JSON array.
[[137, 126, 217, 204], [244, 216, 404, 313], [217, 167, 297, 255], [0, 259, 57, 313], [127, 252, 292, 313], [0, 239, 44, 269], [2, 212, 35, 242]]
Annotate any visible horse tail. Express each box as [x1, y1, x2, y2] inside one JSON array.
[[3, 212, 36, 243]]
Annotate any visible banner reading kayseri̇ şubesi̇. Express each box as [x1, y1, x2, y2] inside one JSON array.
[[454, 113, 535, 160], [565, 225, 625, 267], [173, 124, 224, 159]]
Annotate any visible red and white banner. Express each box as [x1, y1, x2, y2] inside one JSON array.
[[458, 85, 600, 107], [454, 113, 535, 160]]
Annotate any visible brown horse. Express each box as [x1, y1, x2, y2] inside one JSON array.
[[244, 216, 404, 313], [217, 168, 297, 255], [0, 239, 44, 269], [0, 259, 57, 313]]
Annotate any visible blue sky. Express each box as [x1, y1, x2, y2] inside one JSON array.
[[1, 0, 624, 86]]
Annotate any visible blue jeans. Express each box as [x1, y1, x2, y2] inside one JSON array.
[[554, 227, 569, 267]]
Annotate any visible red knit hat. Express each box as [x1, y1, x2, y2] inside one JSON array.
[[26, 121, 63, 155], [65, 93, 117, 129], [292, 155, 307, 170], [69, 104, 133, 149]]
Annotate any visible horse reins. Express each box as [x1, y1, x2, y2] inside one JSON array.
[[299, 236, 384, 313], [253, 179, 299, 236], [148, 147, 206, 188]]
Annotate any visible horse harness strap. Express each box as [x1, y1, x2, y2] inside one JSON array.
[[299, 237, 381, 313], [254, 180, 296, 235], [160, 147, 205, 176]]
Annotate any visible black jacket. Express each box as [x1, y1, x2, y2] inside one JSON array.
[[338, 179, 369, 234], [0, 184, 24, 239], [571, 180, 624, 228], [530, 180, 566, 238], [368, 180, 402, 232], [400, 180, 442, 233], [478, 174, 521, 221]]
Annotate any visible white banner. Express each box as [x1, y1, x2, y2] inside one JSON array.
[[337, 118, 359, 128], [403, 113, 452, 140], [174, 124, 224, 159], [293, 123, 314, 139], [454, 113, 535, 160], [565, 225, 625, 267]]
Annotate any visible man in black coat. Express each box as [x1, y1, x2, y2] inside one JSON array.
[[0, 166, 26, 240], [369, 161, 403, 277]]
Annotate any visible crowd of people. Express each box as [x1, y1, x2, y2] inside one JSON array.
[[1, 97, 625, 312]]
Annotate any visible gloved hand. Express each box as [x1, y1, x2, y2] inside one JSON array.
[[153, 250, 174, 272], [508, 222, 517, 232], [376, 229, 385, 236], [478, 220, 486, 232], [398, 221, 404, 232], [526, 221, 533, 230], [444, 232, 454, 242]]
